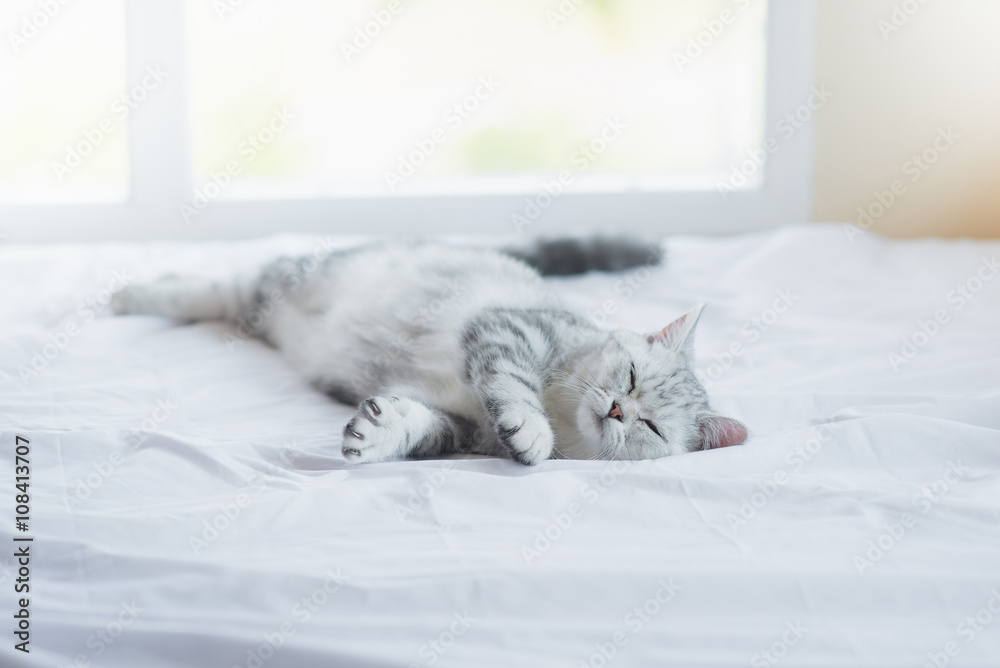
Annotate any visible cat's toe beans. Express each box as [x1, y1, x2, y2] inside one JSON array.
[[341, 432, 375, 463], [343, 418, 365, 440], [360, 395, 406, 423], [360, 397, 385, 423], [341, 397, 408, 463], [341, 418, 376, 460]]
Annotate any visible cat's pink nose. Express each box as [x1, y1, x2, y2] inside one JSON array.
[[608, 402, 624, 421]]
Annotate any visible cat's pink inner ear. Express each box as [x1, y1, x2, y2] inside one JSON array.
[[648, 303, 706, 349], [700, 415, 748, 450]]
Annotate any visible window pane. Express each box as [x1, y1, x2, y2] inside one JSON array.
[[186, 0, 767, 197], [0, 0, 128, 203]]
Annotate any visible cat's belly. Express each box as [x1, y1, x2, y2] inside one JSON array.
[[262, 242, 556, 417], [268, 301, 481, 415]]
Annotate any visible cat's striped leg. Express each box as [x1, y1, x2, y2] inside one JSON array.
[[462, 311, 556, 465], [341, 396, 495, 463]]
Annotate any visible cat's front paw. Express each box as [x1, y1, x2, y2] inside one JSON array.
[[341, 396, 407, 464], [496, 408, 553, 465]]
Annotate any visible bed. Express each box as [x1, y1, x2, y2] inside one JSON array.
[[1, 225, 998, 667]]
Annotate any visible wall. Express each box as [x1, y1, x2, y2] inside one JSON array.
[[814, 0, 1000, 238]]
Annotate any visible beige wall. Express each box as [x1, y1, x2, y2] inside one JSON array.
[[814, 0, 1000, 238]]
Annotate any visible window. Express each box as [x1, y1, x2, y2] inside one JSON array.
[[186, 0, 767, 195], [1, 0, 128, 203], [0, 0, 815, 242]]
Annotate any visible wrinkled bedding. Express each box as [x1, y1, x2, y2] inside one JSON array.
[[1, 225, 998, 667]]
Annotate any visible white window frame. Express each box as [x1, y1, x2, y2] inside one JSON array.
[[3, 0, 815, 243]]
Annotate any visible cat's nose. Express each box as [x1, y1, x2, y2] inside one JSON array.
[[608, 402, 624, 421]]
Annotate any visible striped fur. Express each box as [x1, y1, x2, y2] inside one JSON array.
[[113, 239, 747, 464]]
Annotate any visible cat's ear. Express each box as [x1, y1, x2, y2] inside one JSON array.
[[699, 414, 748, 450], [648, 303, 705, 356]]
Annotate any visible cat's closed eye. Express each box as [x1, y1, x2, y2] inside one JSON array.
[[642, 419, 663, 439], [628, 364, 636, 393]]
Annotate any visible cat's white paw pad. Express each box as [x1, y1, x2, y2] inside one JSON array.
[[497, 409, 553, 465], [341, 396, 406, 463]]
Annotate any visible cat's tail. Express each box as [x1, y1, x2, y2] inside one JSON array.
[[112, 254, 330, 324], [502, 237, 664, 277], [111, 272, 260, 322]]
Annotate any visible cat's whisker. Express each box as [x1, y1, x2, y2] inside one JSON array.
[[550, 441, 573, 459], [553, 369, 602, 392], [621, 438, 636, 462]]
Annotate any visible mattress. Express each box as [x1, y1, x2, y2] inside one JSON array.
[[1, 225, 998, 667]]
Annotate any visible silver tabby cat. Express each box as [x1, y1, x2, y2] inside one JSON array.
[[113, 239, 747, 465]]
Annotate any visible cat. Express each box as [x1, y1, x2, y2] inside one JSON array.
[[112, 238, 747, 465]]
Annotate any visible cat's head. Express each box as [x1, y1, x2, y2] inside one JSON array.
[[558, 304, 747, 460]]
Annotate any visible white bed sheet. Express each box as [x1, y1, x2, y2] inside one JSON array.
[[1, 225, 999, 668]]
